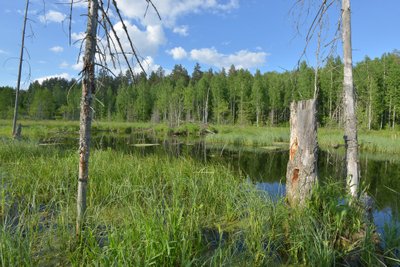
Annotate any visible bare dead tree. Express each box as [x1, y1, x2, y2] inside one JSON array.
[[74, 0, 160, 236], [342, 0, 359, 198], [12, 0, 30, 138], [286, 0, 334, 204], [76, 0, 98, 236], [290, 0, 360, 199]]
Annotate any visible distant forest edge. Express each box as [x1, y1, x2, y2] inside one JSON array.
[[1, 52, 400, 129]]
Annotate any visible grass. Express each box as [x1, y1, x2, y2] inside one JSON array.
[[208, 125, 400, 155], [1, 140, 399, 266], [207, 125, 289, 147], [2, 120, 400, 154]]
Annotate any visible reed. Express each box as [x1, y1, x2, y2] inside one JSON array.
[[1, 140, 398, 265]]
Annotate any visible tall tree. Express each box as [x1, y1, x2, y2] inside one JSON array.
[[211, 69, 229, 124], [12, 0, 29, 138], [342, 0, 359, 197], [251, 70, 266, 127]]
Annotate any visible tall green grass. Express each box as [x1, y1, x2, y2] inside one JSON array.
[[208, 125, 400, 155], [207, 126, 289, 148], [1, 120, 400, 154], [1, 140, 398, 265]]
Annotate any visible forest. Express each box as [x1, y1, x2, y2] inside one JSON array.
[[2, 51, 400, 130]]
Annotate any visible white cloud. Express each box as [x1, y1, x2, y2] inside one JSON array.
[[133, 56, 160, 74], [39, 10, 66, 24], [168, 46, 268, 69], [72, 57, 84, 71], [35, 73, 71, 84], [111, 21, 166, 57], [167, 47, 188, 60], [0, 49, 7, 54], [190, 48, 267, 69], [50, 46, 64, 53], [71, 32, 85, 42], [173, 25, 189, 36], [115, 0, 239, 27]]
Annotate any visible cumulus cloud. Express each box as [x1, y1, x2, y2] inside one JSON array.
[[39, 10, 66, 24], [50, 46, 64, 53], [71, 57, 83, 71], [111, 21, 166, 57], [168, 46, 267, 69], [173, 25, 189, 36], [115, 0, 239, 27], [133, 56, 160, 74], [71, 32, 85, 42], [35, 73, 71, 84], [167, 47, 188, 60], [67, 1, 238, 75], [190, 48, 267, 69]]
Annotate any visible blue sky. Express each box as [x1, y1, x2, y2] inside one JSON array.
[[0, 0, 399, 88]]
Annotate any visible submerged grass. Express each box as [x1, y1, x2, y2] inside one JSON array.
[[1, 140, 399, 266]]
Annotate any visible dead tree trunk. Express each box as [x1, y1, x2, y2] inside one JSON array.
[[286, 99, 318, 205], [342, 0, 359, 198], [12, 0, 29, 138], [76, 0, 98, 236]]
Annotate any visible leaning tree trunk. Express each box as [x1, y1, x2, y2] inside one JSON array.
[[76, 0, 98, 236], [12, 0, 29, 138], [286, 99, 318, 205], [342, 0, 359, 198]]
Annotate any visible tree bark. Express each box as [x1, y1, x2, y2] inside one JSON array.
[[12, 0, 29, 138], [330, 68, 335, 123], [256, 107, 260, 127], [76, 0, 98, 236], [342, 0, 359, 197], [204, 87, 210, 124], [286, 99, 318, 205]]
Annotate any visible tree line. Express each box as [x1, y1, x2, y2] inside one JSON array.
[[1, 51, 399, 129]]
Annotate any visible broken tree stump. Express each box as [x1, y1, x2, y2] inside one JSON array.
[[286, 99, 318, 205]]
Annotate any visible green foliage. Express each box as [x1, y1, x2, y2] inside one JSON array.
[[1, 52, 400, 129], [0, 87, 15, 119]]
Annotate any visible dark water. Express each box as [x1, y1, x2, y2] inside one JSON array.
[[42, 132, 400, 231]]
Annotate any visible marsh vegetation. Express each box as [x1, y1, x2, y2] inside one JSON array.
[[1, 121, 399, 266]]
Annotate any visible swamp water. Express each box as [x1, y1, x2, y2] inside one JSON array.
[[40, 132, 400, 231]]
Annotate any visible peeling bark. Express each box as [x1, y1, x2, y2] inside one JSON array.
[[76, 0, 98, 236], [286, 99, 318, 205]]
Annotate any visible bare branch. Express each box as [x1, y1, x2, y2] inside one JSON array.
[[144, 0, 162, 20], [98, 1, 136, 79], [69, 0, 74, 45], [111, 0, 147, 75]]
